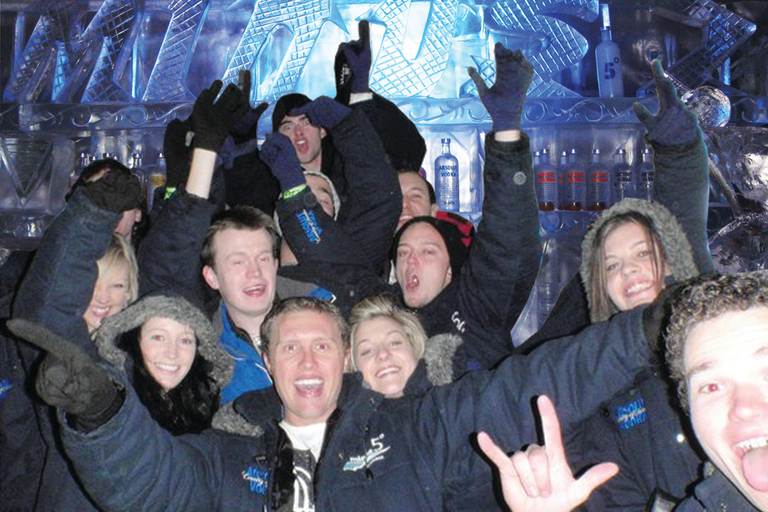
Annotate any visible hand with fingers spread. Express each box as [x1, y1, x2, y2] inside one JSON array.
[[190, 80, 249, 152], [478, 395, 619, 512], [260, 132, 306, 192], [468, 43, 534, 133], [632, 60, 700, 148], [7, 319, 123, 431], [291, 96, 352, 130]]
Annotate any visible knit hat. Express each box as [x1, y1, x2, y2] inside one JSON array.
[[272, 93, 311, 132], [95, 291, 233, 386], [392, 215, 475, 278]]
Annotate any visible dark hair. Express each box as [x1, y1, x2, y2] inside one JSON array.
[[261, 296, 349, 353], [665, 271, 768, 411], [397, 168, 435, 205], [119, 327, 220, 435], [201, 205, 280, 268], [587, 211, 666, 321]]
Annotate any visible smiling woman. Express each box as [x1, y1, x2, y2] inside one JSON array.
[[94, 291, 232, 435]]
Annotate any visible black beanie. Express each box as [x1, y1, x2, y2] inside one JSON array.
[[272, 93, 311, 132], [392, 216, 475, 278]]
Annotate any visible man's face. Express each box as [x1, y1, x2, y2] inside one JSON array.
[[202, 228, 278, 326], [685, 307, 768, 509], [305, 174, 335, 218], [395, 222, 452, 308], [398, 172, 437, 231], [265, 310, 348, 426], [278, 114, 326, 172]]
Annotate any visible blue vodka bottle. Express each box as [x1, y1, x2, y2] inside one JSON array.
[[637, 147, 655, 202], [612, 148, 636, 203], [587, 148, 611, 211], [434, 138, 460, 212], [561, 149, 585, 211], [535, 148, 557, 211]]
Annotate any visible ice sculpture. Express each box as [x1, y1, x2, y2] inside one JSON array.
[[142, 0, 211, 102], [461, 0, 598, 98], [219, 0, 347, 101]]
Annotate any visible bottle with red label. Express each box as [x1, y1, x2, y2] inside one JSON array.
[[535, 148, 557, 211], [560, 148, 585, 211]]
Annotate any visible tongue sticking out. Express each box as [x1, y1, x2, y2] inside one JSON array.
[[743, 446, 768, 491]]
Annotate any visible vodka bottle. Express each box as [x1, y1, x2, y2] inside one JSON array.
[[637, 147, 655, 202], [130, 153, 147, 195], [595, 4, 624, 98], [535, 148, 557, 211], [69, 152, 91, 190], [537, 238, 559, 324], [587, 148, 611, 211], [147, 152, 167, 212], [612, 148, 636, 203], [560, 149, 585, 211], [556, 150, 568, 210], [434, 138, 460, 212]]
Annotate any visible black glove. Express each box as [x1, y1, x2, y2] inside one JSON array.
[[84, 167, 143, 213], [468, 43, 534, 132], [632, 60, 700, 148], [290, 96, 352, 130], [163, 117, 193, 190], [260, 133, 306, 192], [230, 70, 269, 144], [335, 19, 372, 98], [190, 80, 249, 152], [7, 319, 123, 431]]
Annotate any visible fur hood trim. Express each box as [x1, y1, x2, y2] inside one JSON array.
[[95, 294, 233, 387], [580, 198, 699, 323], [423, 332, 464, 386], [212, 400, 264, 437]]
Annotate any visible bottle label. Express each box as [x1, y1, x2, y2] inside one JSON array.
[[537, 172, 556, 183], [590, 172, 609, 183], [567, 172, 585, 183]]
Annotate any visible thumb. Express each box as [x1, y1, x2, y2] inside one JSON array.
[[574, 462, 619, 502], [468, 67, 489, 96]]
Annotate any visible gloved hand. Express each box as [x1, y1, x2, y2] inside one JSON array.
[[7, 319, 123, 431], [84, 166, 143, 213], [335, 20, 372, 96], [632, 60, 700, 148], [163, 117, 193, 190], [190, 80, 249, 152], [290, 96, 352, 130], [468, 43, 534, 133], [230, 70, 269, 144], [260, 132, 306, 192]]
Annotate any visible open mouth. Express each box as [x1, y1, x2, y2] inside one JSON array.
[[295, 378, 323, 397]]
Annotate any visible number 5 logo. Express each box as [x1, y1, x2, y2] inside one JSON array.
[[604, 62, 616, 79]]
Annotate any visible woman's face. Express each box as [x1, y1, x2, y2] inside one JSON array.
[[603, 221, 667, 312], [83, 263, 130, 332], [353, 316, 419, 398], [139, 317, 197, 391]]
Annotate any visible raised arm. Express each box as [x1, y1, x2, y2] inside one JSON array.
[[633, 60, 712, 274], [454, 44, 542, 367]]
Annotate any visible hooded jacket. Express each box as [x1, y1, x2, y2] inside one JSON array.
[[672, 464, 761, 512], [59, 306, 654, 512]]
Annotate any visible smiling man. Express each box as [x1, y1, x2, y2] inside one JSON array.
[[665, 271, 768, 512]]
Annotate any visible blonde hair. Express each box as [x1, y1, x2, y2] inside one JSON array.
[[96, 234, 139, 306], [348, 295, 427, 370]]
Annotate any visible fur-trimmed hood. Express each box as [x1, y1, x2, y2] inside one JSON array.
[[95, 292, 233, 388], [423, 332, 464, 387], [580, 198, 699, 323]]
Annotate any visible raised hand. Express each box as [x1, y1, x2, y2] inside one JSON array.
[[478, 396, 618, 512], [190, 80, 249, 152], [468, 43, 534, 132], [260, 132, 306, 192], [231, 69, 269, 142], [7, 319, 122, 430], [632, 60, 700, 148], [291, 96, 352, 130], [84, 165, 143, 213]]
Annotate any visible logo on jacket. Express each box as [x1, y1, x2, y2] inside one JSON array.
[[297, 210, 323, 244], [343, 433, 391, 472], [0, 378, 12, 402], [617, 397, 648, 430], [242, 466, 269, 495]]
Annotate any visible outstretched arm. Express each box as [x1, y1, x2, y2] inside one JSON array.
[[478, 395, 618, 512], [632, 60, 712, 274]]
